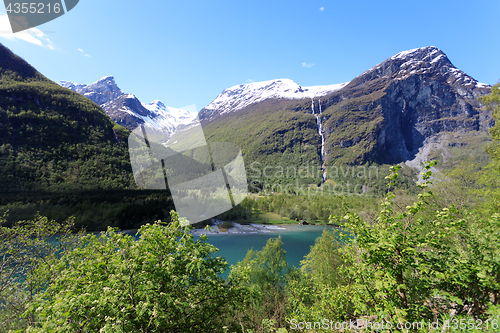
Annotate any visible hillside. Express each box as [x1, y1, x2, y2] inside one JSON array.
[[199, 46, 492, 188], [0, 43, 134, 192], [58, 77, 197, 144]]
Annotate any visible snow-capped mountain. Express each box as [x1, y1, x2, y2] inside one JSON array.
[[143, 100, 197, 130], [198, 46, 492, 176], [57, 77, 197, 143], [201, 79, 349, 118], [58, 76, 124, 106], [358, 46, 488, 89]]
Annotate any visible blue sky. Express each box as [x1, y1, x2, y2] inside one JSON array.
[[0, 0, 499, 111]]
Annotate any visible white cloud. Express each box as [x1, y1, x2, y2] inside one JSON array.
[[319, 7, 324, 12], [78, 47, 91, 58], [246, 79, 254, 83], [301, 62, 315, 68], [0, 13, 54, 49]]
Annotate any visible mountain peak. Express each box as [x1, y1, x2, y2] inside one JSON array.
[[390, 46, 444, 61], [202, 78, 348, 116], [147, 99, 166, 108], [351, 46, 487, 89], [94, 75, 116, 84]]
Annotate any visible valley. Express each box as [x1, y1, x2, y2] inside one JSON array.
[[0, 43, 493, 229], [1, 41, 500, 332]]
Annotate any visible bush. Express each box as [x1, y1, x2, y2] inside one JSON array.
[[25, 211, 244, 332]]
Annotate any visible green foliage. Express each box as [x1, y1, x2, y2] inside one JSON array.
[[25, 211, 243, 332], [300, 229, 345, 290], [480, 83, 500, 159], [0, 212, 82, 331], [0, 44, 135, 192], [286, 161, 500, 329], [430, 158, 485, 212], [252, 194, 380, 225], [228, 237, 291, 332], [0, 189, 174, 231], [217, 197, 258, 222]]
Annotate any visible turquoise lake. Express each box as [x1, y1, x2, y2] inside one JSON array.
[[194, 224, 338, 269]]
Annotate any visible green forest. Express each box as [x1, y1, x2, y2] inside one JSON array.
[[1, 84, 500, 332]]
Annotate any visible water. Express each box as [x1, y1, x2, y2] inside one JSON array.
[[196, 224, 336, 268], [311, 99, 327, 182]]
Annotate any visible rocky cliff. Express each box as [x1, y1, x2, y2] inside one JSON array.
[[199, 46, 492, 177], [318, 46, 492, 165]]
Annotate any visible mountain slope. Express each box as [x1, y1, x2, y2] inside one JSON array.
[[319, 46, 491, 165], [200, 79, 348, 121], [0, 43, 135, 192], [199, 46, 492, 186], [58, 77, 196, 143]]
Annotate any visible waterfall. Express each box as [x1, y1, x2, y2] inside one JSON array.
[[311, 99, 327, 182]]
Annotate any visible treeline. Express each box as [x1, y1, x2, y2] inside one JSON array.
[[0, 189, 174, 231]]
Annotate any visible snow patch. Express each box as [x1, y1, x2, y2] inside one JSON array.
[[204, 78, 349, 115]]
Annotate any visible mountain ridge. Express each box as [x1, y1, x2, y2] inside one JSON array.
[[200, 79, 349, 121], [0, 43, 135, 192], [198, 46, 492, 185], [57, 77, 197, 143]]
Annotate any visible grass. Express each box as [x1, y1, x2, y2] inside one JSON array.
[[249, 211, 333, 226], [249, 212, 292, 225]]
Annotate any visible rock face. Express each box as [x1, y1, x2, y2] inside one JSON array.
[[319, 46, 492, 164], [57, 77, 197, 143], [101, 93, 153, 130], [58, 76, 123, 106], [199, 46, 492, 171]]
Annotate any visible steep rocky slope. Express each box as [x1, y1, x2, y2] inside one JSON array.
[[58, 77, 196, 144], [199, 46, 492, 183], [318, 46, 492, 165]]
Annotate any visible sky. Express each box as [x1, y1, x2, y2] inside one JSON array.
[[0, 0, 499, 111]]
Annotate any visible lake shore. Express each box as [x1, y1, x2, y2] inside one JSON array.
[[190, 219, 340, 236], [190, 220, 288, 235]]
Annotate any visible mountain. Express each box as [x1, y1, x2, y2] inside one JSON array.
[[58, 77, 196, 143], [200, 79, 348, 121], [320, 46, 491, 163], [58, 76, 123, 105], [0, 43, 135, 192], [199, 46, 492, 185]]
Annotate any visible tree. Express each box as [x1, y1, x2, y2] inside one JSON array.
[[25, 211, 243, 332], [477, 83, 500, 213], [228, 237, 290, 332], [0, 213, 80, 331], [286, 162, 500, 329], [480, 83, 500, 158]]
